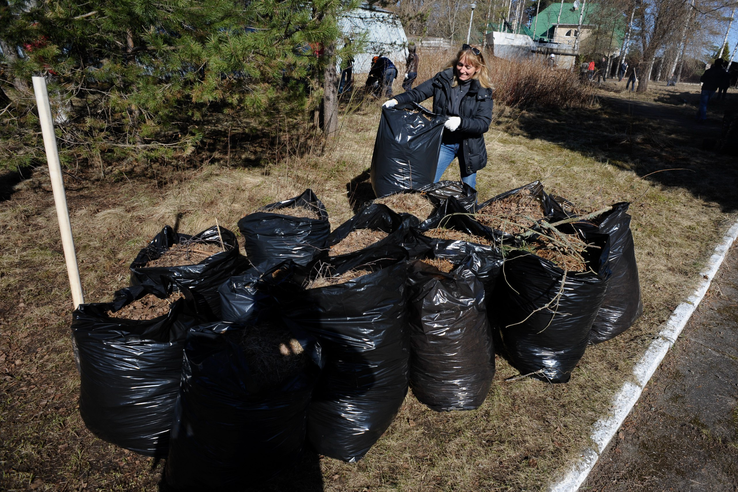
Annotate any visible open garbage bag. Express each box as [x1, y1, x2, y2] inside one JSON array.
[[370, 104, 445, 197], [130, 224, 246, 321], [493, 232, 610, 383], [419, 180, 478, 213], [165, 318, 322, 490], [71, 284, 197, 456]]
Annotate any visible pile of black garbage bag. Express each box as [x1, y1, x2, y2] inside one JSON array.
[[70, 182, 642, 488]]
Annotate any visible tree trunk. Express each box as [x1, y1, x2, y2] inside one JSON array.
[[322, 42, 339, 138], [637, 56, 656, 92]]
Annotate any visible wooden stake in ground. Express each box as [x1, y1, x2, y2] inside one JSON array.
[[33, 76, 84, 309]]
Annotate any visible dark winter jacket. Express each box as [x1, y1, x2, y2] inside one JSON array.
[[700, 65, 723, 91], [394, 68, 494, 174]]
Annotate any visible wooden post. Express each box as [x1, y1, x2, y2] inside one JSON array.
[[32, 76, 85, 309]]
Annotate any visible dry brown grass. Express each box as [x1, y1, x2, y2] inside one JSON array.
[[1, 80, 737, 491]]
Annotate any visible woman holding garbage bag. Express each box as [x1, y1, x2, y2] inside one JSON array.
[[382, 44, 493, 190]]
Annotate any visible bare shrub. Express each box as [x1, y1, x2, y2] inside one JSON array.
[[489, 57, 596, 109]]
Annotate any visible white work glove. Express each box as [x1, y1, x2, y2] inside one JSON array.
[[382, 98, 398, 109], [444, 116, 461, 132]]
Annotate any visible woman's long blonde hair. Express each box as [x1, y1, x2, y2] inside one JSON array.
[[446, 45, 493, 89]]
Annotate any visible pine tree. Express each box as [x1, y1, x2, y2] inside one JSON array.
[[0, 0, 357, 171]]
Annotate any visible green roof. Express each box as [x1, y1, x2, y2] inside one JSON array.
[[530, 2, 598, 40]]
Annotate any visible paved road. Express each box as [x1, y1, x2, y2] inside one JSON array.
[[582, 242, 738, 491]]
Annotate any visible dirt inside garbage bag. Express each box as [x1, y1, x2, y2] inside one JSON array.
[[422, 228, 493, 246], [144, 241, 227, 268], [527, 233, 589, 272], [419, 258, 456, 273], [307, 269, 372, 289], [374, 193, 434, 220], [262, 204, 323, 220], [476, 192, 545, 235], [329, 229, 389, 256], [107, 292, 185, 320]]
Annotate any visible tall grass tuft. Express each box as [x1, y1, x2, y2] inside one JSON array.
[[489, 56, 596, 109]]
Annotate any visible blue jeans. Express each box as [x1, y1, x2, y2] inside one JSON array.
[[383, 68, 397, 97], [697, 89, 715, 121], [436, 142, 477, 189]]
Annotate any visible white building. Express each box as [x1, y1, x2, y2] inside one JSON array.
[[339, 3, 409, 73]]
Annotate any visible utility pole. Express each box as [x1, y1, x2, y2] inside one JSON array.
[[467, 3, 477, 44]]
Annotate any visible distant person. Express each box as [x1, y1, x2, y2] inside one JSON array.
[[625, 65, 638, 92], [588, 60, 595, 80], [382, 44, 493, 189], [599, 57, 607, 81], [619, 60, 628, 81], [697, 59, 723, 121], [366, 56, 397, 98], [717, 63, 730, 100], [402, 43, 419, 92], [667, 72, 677, 86], [547, 53, 556, 69], [338, 54, 354, 95]]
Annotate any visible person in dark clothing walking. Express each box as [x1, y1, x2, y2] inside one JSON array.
[[619, 60, 628, 81], [382, 44, 493, 189], [338, 54, 354, 95], [402, 43, 419, 92], [697, 59, 723, 121], [625, 65, 638, 91]]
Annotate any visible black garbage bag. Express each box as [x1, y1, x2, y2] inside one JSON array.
[[418, 180, 478, 213], [165, 318, 323, 490], [407, 255, 495, 411], [588, 203, 643, 343], [327, 202, 421, 258], [130, 224, 246, 321], [71, 284, 197, 456], [563, 203, 643, 344], [493, 232, 610, 383], [328, 203, 415, 246], [217, 268, 265, 324], [217, 262, 304, 324], [546, 199, 643, 343], [238, 189, 330, 273], [283, 258, 410, 462], [370, 104, 446, 198]]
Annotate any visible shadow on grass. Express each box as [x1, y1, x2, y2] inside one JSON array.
[[504, 93, 738, 212], [0, 164, 36, 202]]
